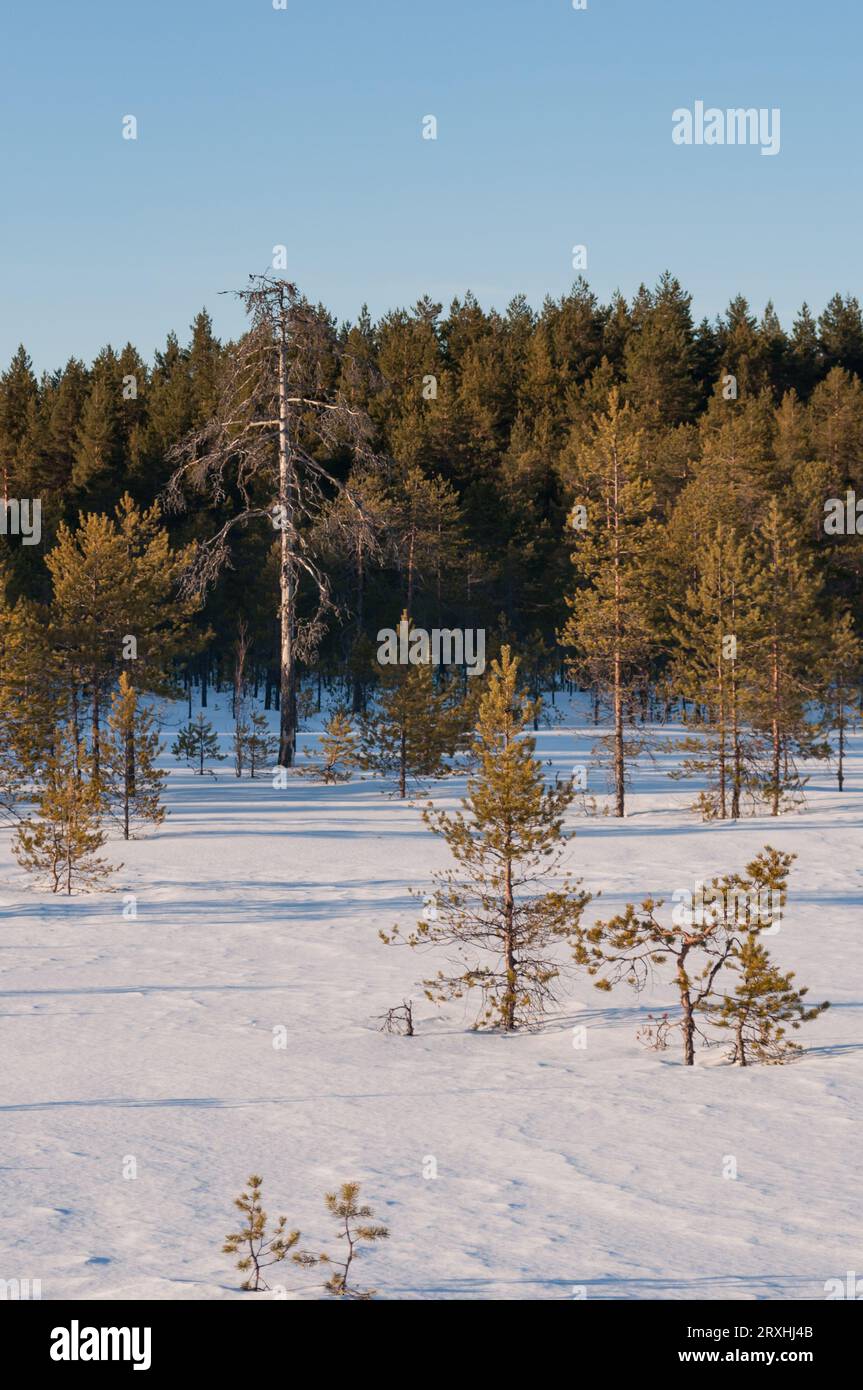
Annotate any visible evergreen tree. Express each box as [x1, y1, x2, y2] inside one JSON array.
[[244, 709, 278, 778], [622, 272, 698, 429], [0, 587, 60, 821], [709, 936, 828, 1065], [384, 647, 590, 1029], [297, 1183, 389, 1301], [748, 498, 830, 813], [668, 526, 761, 818], [71, 350, 125, 511], [384, 464, 464, 616], [360, 639, 463, 798], [172, 713, 225, 774], [13, 726, 118, 894], [818, 292, 863, 380], [101, 674, 167, 839], [560, 388, 658, 815], [46, 494, 197, 781], [223, 1176, 302, 1292], [317, 706, 360, 782], [575, 847, 792, 1065], [0, 345, 38, 498], [820, 607, 861, 791]]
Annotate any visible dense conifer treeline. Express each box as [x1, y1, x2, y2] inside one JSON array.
[[2, 273, 862, 814]]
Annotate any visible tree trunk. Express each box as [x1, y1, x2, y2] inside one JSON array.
[[398, 725, 406, 799], [678, 955, 695, 1065], [124, 728, 134, 841], [277, 333, 297, 768], [91, 683, 100, 781], [717, 646, 727, 819], [352, 536, 365, 714], [731, 668, 741, 820], [771, 643, 781, 816], [613, 652, 625, 817], [503, 854, 516, 1031]]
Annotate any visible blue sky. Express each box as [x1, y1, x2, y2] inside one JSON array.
[[1, 0, 859, 371]]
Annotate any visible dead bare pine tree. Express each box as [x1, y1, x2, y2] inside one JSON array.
[[164, 274, 378, 768]]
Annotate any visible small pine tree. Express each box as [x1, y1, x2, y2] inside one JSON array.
[[296, 1182, 389, 1300], [245, 709, 278, 778], [101, 675, 167, 839], [820, 607, 862, 792], [747, 498, 830, 814], [576, 846, 794, 1066], [172, 713, 225, 775], [317, 707, 359, 783], [223, 1176, 302, 1292], [667, 526, 763, 820], [384, 647, 591, 1029], [13, 726, 118, 894], [360, 649, 463, 798], [710, 937, 828, 1065]]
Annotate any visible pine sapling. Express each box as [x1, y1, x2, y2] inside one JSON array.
[[575, 846, 794, 1065], [246, 709, 278, 778], [172, 713, 225, 775], [317, 706, 359, 783], [13, 725, 119, 895], [297, 1182, 389, 1300], [223, 1175, 302, 1292], [360, 621, 463, 797], [709, 936, 829, 1065], [384, 647, 590, 1029]]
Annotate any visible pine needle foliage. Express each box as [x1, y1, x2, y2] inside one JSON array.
[[384, 646, 591, 1030], [223, 1175, 302, 1292]]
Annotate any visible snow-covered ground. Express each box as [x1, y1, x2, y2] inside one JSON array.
[[2, 694, 860, 1300]]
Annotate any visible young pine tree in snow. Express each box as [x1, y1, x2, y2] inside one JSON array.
[[13, 726, 118, 894], [245, 709, 278, 778], [575, 846, 793, 1066], [360, 641, 462, 798], [820, 606, 861, 792], [223, 1176, 302, 1292], [296, 1182, 389, 1300], [709, 936, 828, 1065], [384, 647, 591, 1030], [747, 498, 830, 814], [317, 706, 359, 783], [172, 713, 225, 775], [101, 674, 167, 839], [668, 526, 762, 819]]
